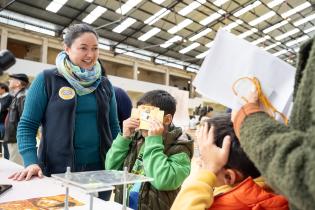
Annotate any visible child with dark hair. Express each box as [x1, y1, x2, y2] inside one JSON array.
[[172, 114, 289, 210], [106, 89, 194, 210]]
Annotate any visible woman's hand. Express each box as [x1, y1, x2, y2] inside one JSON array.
[[8, 164, 43, 181], [196, 123, 231, 174]]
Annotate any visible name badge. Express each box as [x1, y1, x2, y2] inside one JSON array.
[[59, 87, 75, 100]]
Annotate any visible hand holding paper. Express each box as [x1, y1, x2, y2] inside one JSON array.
[[193, 29, 296, 123]]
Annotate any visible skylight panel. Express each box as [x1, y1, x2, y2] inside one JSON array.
[[249, 11, 275, 26], [304, 26, 315, 34], [273, 49, 287, 56], [113, 18, 136, 33], [179, 43, 200, 54], [275, 28, 300, 40], [281, 2, 311, 18], [293, 14, 315, 26], [152, 0, 166, 4], [179, 1, 205, 16], [196, 50, 209, 59], [138, 28, 161, 41], [200, 10, 226, 26], [82, 6, 107, 24], [205, 41, 214, 48], [168, 19, 193, 34], [263, 19, 289, 34], [234, 1, 261, 17], [116, 0, 142, 15], [238, 28, 258, 39], [286, 35, 309, 47], [144, 8, 170, 25], [213, 0, 229, 7], [46, 0, 68, 13], [189, 28, 212, 41], [222, 19, 243, 31], [267, 0, 285, 8], [251, 35, 270, 45], [160, 35, 182, 48], [264, 42, 281, 50]]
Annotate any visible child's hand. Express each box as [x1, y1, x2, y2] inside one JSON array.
[[148, 119, 164, 136], [196, 122, 231, 174], [122, 118, 140, 139]]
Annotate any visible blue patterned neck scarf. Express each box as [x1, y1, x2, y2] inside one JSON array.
[[56, 51, 101, 96]]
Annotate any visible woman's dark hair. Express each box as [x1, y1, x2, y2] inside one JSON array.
[[205, 113, 261, 178], [64, 23, 99, 47], [137, 90, 176, 116]]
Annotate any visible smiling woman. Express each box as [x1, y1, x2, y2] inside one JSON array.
[[10, 23, 121, 201]]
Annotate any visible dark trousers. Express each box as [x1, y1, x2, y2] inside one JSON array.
[[75, 162, 112, 201], [0, 123, 9, 159]]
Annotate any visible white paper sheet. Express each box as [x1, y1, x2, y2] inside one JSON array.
[[193, 29, 296, 117]]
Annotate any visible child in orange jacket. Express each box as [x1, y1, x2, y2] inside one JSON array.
[[171, 114, 289, 210]]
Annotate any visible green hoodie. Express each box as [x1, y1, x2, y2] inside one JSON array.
[[105, 125, 193, 210], [239, 37, 315, 210]]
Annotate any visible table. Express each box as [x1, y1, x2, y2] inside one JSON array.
[[0, 158, 129, 209]]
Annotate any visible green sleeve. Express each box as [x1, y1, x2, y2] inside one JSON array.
[[105, 133, 132, 170], [143, 135, 191, 191], [240, 112, 315, 209]]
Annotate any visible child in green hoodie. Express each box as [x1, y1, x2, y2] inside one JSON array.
[[105, 90, 193, 210]]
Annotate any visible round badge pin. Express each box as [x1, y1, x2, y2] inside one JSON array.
[[59, 87, 75, 100]]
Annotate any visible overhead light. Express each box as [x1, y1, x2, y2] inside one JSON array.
[[160, 35, 182, 48], [213, 0, 229, 7], [249, 11, 275, 26], [252, 35, 270, 45], [152, 0, 166, 4], [168, 19, 193, 34], [294, 14, 315, 26], [46, 0, 68, 13], [196, 50, 209, 59], [286, 35, 309, 47], [281, 2, 311, 18], [223, 19, 243, 31], [189, 28, 212, 41], [82, 6, 107, 24], [113, 18, 136, 33], [205, 41, 214, 48], [263, 19, 289, 34], [144, 8, 170, 25], [138, 27, 161, 41], [238, 28, 258, 38], [115, 0, 142, 15], [179, 1, 205, 16], [24, 24, 55, 36], [273, 49, 287, 57], [304, 26, 315, 34], [267, 0, 285, 8], [264, 42, 281, 51], [234, 1, 261, 17], [84, 0, 93, 2], [200, 10, 226, 25], [179, 43, 200, 54], [275, 28, 300, 40]]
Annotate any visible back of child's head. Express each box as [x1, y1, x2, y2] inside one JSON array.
[[205, 113, 261, 179], [137, 90, 176, 116]]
